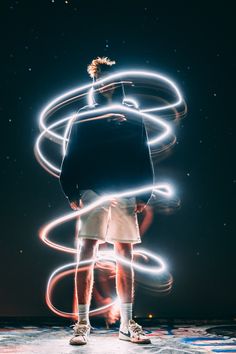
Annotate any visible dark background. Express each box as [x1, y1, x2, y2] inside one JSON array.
[[1, 0, 235, 319]]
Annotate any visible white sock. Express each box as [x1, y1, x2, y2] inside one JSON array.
[[119, 302, 133, 328], [78, 304, 90, 324]]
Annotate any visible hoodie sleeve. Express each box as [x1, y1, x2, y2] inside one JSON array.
[[135, 115, 155, 206], [123, 102, 154, 206], [59, 118, 81, 204]]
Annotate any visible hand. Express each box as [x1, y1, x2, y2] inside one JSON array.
[[69, 199, 83, 211], [134, 201, 146, 213], [110, 198, 118, 207], [112, 114, 127, 122]]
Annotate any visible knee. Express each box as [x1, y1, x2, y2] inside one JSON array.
[[114, 243, 133, 262], [79, 239, 98, 260]]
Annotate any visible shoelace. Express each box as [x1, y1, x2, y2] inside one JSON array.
[[70, 323, 90, 336], [130, 323, 144, 335], [69, 322, 96, 333]]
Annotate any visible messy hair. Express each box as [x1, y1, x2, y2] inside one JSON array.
[[87, 56, 116, 79]]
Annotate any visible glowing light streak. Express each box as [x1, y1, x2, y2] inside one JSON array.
[[35, 69, 183, 318]]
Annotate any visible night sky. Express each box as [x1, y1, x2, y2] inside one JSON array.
[[1, 0, 235, 319]]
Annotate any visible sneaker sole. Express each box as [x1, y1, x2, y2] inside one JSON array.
[[119, 332, 131, 341], [69, 340, 87, 345], [119, 332, 151, 344]]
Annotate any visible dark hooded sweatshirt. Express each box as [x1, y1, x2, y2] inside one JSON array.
[[59, 93, 154, 206]]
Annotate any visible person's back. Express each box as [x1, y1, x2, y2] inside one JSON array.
[[59, 57, 154, 346], [59, 101, 154, 203]]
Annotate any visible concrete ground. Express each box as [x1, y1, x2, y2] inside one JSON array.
[[1, 323, 236, 353]]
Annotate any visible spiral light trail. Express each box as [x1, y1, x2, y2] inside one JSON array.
[[35, 70, 183, 319]]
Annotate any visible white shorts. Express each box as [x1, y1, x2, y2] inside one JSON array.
[[75, 189, 141, 245]]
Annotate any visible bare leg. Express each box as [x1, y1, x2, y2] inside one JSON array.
[[114, 242, 134, 303], [70, 239, 98, 344], [76, 239, 99, 305], [114, 244, 151, 344]]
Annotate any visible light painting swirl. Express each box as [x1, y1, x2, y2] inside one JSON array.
[[34, 70, 185, 320]]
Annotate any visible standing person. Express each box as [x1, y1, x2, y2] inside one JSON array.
[[59, 57, 154, 345]]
